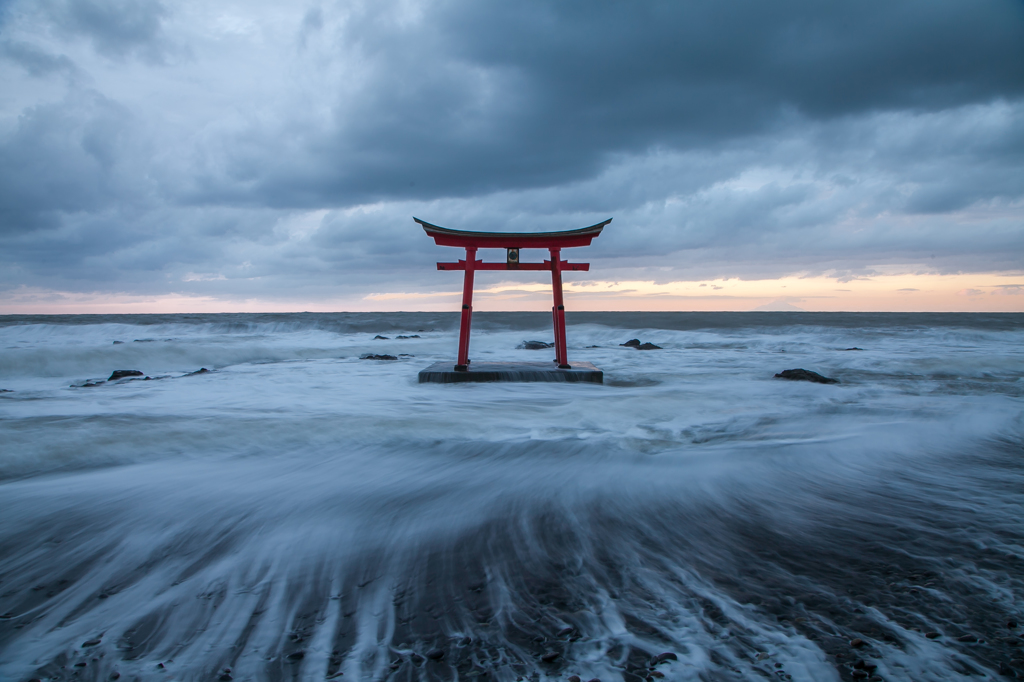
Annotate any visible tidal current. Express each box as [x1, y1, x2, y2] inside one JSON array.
[[0, 312, 1022, 682]]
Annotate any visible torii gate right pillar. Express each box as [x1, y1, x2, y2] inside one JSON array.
[[549, 248, 569, 368]]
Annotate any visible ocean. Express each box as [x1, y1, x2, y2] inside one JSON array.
[[0, 312, 1022, 682]]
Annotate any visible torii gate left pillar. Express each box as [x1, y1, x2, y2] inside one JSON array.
[[417, 218, 610, 372]]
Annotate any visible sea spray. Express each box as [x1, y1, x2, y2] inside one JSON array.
[[1, 312, 1022, 681]]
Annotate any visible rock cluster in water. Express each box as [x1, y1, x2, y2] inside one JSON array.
[[774, 368, 839, 384], [361, 354, 398, 361], [108, 370, 144, 381], [518, 340, 554, 349], [620, 339, 662, 350]]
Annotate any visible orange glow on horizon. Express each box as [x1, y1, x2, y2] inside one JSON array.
[[2, 271, 1022, 314]]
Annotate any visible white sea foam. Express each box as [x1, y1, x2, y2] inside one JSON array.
[[0, 313, 1022, 681]]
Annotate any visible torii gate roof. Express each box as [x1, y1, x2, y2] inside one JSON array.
[[416, 217, 610, 249]]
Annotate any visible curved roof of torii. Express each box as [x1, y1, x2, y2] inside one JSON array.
[[416, 217, 610, 249]]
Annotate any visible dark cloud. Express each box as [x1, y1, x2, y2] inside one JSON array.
[[216, 0, 1024, 207], [0, 0, 1021, 304], [1, 40, 78, 79], [42, 0, 170, 61]]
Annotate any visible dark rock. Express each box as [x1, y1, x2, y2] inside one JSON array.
[[568, 676, 581, 682], [0, 388, 12, 392], [361, 354, 398, 361], [186, 368, 211, 376], [541, 652, 560, 662], [925, 632, 941, 639], [287, 651, 305, 661], [957, 634, 978, 643], [850, 638, 866, 648], [586, 679, 601, 682], [519, 340, 554, 350], [82, 638, 102, 647], [74, 662, 88, 667], [108, 370, 144, 381], [852, 671, 868, 679], [112, 341, 124, 344], [1003, 636, 1021, 645], [774, 369, 839, 384], [649, 672, 665, 679], [636, 342, 661, 350], [556, 627, 574, 637], [843, 347, 864, 351], [620, 339, 641, 347], [1009, 620, 1019, 629], [374, 335, 389, 339], [157, 663, 165, 669], [396, 335, 420, 339], [651, 652, 677, 664], [110, 674, 120, 680], [425, 648, 444, 660], [219, 675, 232, 681]]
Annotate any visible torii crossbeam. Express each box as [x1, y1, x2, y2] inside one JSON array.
[[418, 217, 610, 372]]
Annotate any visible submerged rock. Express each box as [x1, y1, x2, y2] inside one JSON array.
[[425, 648, 444, 660], [374, 335, 389, 340], [637, 342, 662, 350], [186, 368, 211, 376], [843, 347, 864, 351], [518, 340, 554, 350], [361, 354, 398, 361], [112, 340, 124, 345], [620, 339, 641, 347], [396, 335, 421, 339], [108, 370, 144, 381], [774, 369, 839, 384]]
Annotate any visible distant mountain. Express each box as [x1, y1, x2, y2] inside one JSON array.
[[752, 300, 805, 312]]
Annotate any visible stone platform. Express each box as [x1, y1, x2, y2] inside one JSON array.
[[418, 361, 603, 384]]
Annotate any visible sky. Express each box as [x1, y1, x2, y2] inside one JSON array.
[[1, 0, 1023, 313]]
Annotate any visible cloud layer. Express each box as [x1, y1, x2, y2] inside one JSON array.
[[1, 0, 1022, 309]]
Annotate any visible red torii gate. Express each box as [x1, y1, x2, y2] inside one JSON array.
[[418, 217, 610, 372]]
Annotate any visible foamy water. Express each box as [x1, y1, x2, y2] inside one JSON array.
[[1, 312, 1022, 682]]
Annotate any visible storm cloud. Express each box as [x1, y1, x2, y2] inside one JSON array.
[[1, 0, 1022, 306]]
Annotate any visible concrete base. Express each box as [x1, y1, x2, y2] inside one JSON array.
[[418, 361, 603, 384]]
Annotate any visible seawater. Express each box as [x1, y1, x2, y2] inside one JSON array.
[[0, 312, 1022, 682]]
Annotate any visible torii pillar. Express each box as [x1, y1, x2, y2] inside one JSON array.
[[417, 218, 609, 378]]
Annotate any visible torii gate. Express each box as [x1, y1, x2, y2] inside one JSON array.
[[417, 217, 610, 372]]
